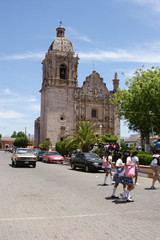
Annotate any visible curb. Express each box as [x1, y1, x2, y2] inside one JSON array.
[[139, 172, 153, 179]]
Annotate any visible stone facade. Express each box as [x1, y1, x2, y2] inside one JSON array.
[[34, 24, 120, 147]]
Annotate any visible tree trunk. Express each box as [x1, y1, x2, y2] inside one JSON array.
[[145, 134, 150, 153]]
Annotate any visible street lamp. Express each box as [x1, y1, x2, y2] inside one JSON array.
[[99, 125, 102, 135]]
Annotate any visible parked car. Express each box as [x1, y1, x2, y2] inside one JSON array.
[[32, 148, 40, 155], [37, 150, 46, 161], [70, 152, 104, 172], [11, 148, 37, 167], [43, 151, 64, 164]]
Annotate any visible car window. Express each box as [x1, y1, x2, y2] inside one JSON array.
[[84, 153, 101, 161], [48, 152, 60, 156], [16, 149, 33, 154], [75, 153, 81, 158]]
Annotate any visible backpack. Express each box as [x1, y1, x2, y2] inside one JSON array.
[[103, 157, 109, 168], [150, 154, 160, 168]]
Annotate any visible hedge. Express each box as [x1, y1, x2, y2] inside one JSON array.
[[139, 154, 152, 166], [112, 152, 152, 166]]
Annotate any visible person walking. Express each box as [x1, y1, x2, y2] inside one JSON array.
[[111, 152, 127, 199], [150, 149, 160, 189], [103, 151, 114, 185], [123, 150, 135, 202], [132, 151, 140, 185]]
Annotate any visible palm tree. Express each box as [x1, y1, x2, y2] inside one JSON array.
[[67, 121, 98, 152], [99, 133, 118, 145]]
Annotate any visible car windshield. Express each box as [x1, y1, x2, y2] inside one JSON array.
[[48, 152, 60, 156], [84, 153, 101, 161], [16, 149, 33, 154], [39, 151, 45, 154]]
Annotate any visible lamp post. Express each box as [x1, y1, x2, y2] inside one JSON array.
[[99, 125, 102, 136]]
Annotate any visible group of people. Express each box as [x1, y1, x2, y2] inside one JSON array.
[[104, 143, 120, 153], [103, 150, 139, 202], [102, 148, 160, 202]]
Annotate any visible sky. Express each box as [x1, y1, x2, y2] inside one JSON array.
[[1, 0, 160, 138]]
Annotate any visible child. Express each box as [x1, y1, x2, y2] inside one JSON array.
[[150, 149, 160, 189], [111, 152, 127, 199], [123, 150, 135, 202], [103, 151, 114, 185], [132, 151, 140, 185]]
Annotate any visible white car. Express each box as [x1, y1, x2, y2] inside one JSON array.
[[11, 148, 37, 168]]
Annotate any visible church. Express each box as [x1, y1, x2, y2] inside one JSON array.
[[34, 23, 120, 148]]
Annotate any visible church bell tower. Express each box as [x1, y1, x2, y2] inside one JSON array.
[[39, 23, 79, 147]]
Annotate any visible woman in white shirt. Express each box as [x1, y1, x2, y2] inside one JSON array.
[[123, 150, 135, 202], [103, 151, 114, 185], [111, 152, 127, 199]]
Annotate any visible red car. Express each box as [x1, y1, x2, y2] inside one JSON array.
[[42, 151, 64, 164]]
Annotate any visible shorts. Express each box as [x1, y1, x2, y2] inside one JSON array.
[[153, 166, 160, 181]]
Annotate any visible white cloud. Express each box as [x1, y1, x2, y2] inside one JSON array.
[[130, 0, 160, 12], [78, 41, 160, 63], [0, 51, 45, 61], [67, 27, 92, 43], [0, 88, 38, 104], [0, 111, 25, 119], [4, 88, 12, 94], [28, 104, 40, 112]]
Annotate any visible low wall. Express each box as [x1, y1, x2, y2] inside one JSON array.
[[139, 165, 153, 178]]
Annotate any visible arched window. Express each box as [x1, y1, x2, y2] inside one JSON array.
[[60, 64, 66, 79]]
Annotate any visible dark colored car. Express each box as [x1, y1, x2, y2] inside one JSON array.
[[37, 151, 46, 161], [70, 153, 104, 172]]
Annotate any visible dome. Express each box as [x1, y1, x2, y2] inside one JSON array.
[[48, 24, 74, 54], [49, 37, 74, 54]]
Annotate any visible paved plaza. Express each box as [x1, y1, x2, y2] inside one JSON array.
[[0, 151, 159, 240]]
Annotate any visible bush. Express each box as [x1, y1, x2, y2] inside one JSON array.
[[39, 140, 52, 151], [139, 153, 152, 165], [55, 141, 67, 156]]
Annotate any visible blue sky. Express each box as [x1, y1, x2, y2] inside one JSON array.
[[1, 0, 160, 138]]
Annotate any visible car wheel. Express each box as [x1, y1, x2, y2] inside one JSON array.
[[60, 161, 63, 164], [71, 163, 76, 170], [33, 162, 36, 168], [85, 165, 90, 172]]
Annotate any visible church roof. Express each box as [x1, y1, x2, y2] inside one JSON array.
[[48, 23, 74, 54]]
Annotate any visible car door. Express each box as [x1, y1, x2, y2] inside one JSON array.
[[78, 153, 85, 168], [43, 152, 48, 162], [74, 153, 81, 167]]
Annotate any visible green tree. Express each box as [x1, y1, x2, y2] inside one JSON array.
[[40, 140, 52, 151], [13, 136, 29, 147], [67, 121, 98, 152], [111, 66, 160, 152], [13, 131, 29, 147], [11, 131, 17, 138], [55, 140, 77, 156], [16, 131, 26, 138], [99, 133, 118, 145]]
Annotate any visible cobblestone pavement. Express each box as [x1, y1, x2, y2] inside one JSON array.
[[0, 151, 159, 240]]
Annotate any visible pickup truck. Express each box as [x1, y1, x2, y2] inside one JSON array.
[[11, 148, 37, 168]]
